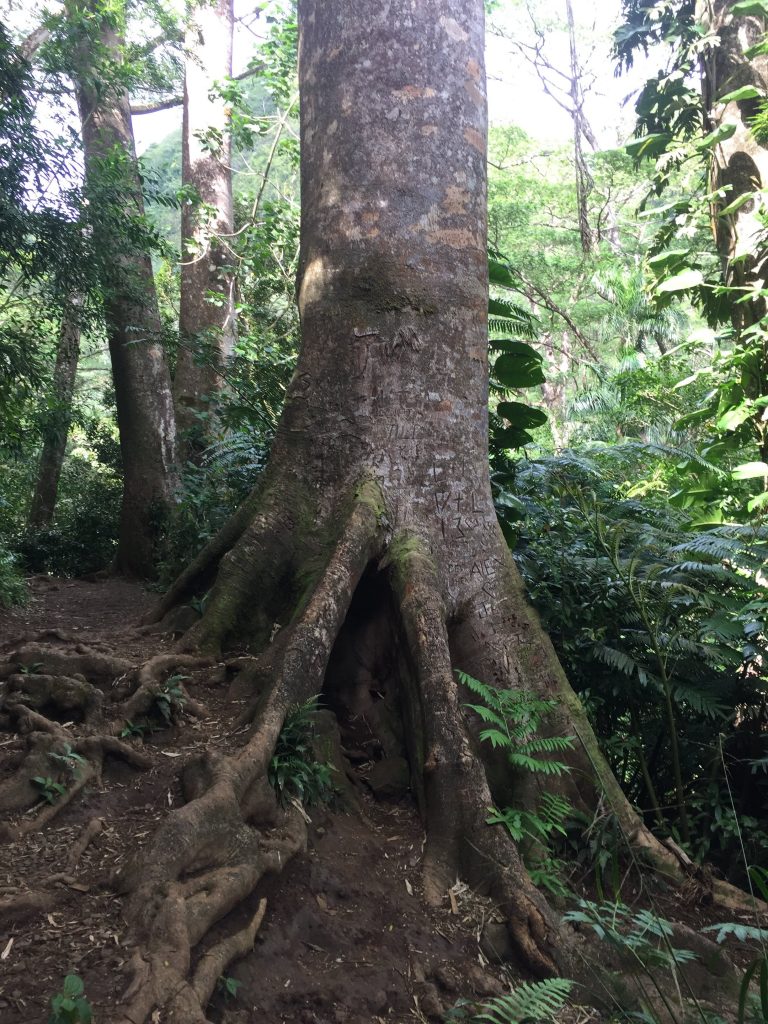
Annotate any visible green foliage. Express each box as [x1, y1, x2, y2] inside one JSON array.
[[0, 544, 27, 607], [704, 880, 768, 1024], [458, 671, 574, 776], [458, 671, 574, 896], [615, 0, 768, 518], [48, 975, 92, 1024], [154, 675, 188, 725], [268, 698, 335, 806], [33, 776, 68, 805], [217, 975, 242, 1000], [445, 979, 572, 1023], [48, 744, 87, 779], [15, 449, 121, 577], [509, 447, 768, 878], [157, 432, 267, 585], [119, 720, 147, 740], [564, 899, 698, 971]]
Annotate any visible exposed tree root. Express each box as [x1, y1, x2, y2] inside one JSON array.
[[0, 704, 151, 839], [88, 490, 386, 1022], [46, 815, 104, 886], [3, 493, 762, 1022], [0, 642, 134, 685], [5, 671, 104, 722], [0, 647, 209, 842], [0, 889, 58, 927], [390, 536, 568, 978], [0, 819, 105, 930], [116, 816, 304, 1024], [108, 653, 213, 731]]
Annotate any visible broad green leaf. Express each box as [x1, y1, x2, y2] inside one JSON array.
[[625, 133, 671, 160], [731, 0, 768, 15], [717, 403, 752, 431], [488, 257, 515, 287], [493, 346, 545, 389], [63, 975, 85, 997], [745, 39, 768, 59], [493, 425, 535, 449], [648, 248, 690, 271], [690, 509, 725, 526], [719, 191, 759, 216], [732, 461, 768, 480], [696, 123, 738, 151], [657, 269, 704, 293], [748, 491, 768, 512], [718, 84, 763, 103], [494, 490, 526, 515], [496, 401, 547, 428]]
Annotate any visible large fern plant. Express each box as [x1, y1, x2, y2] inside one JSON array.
[[445, 978, 573, 1023], [458, 670, 574, 895], [459, 670, 573, 776]]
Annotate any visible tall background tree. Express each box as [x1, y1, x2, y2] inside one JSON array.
[[174, 0, 237, 458], [66, 0, 179, 576], [27, 305, 82, 529]]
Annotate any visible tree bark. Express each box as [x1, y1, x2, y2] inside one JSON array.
[[174, 0, 236, 460], [565, 0, 594, 254], [148, 0, 694, 967], [28, 305, 81, 529], [68, 0, 178, 576], [700, 0, 768, 458], [122, 3, 759, 1017]]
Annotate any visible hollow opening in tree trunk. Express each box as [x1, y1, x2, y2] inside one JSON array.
[[321, 561, 425, 811]]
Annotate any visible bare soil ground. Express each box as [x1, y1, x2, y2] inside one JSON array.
[[0, 578, 540, 1024]]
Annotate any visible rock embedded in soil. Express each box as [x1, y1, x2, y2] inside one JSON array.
[[480, 920, 514, 963], [363, 756, 410, 800]]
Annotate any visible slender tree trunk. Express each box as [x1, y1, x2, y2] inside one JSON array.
[[701, 0, 768, 458], [68, 0, 178, 576], [565, 0, 594, 254], [28, 307, 81, 529], [174, 0, 236, 460], [541, 328, 570, 448]]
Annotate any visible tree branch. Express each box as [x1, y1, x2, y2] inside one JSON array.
[[130, 95, 183, 115], [519, 273, 600, 361], [130, 64, 265, 115], [20, 25, 51, 60]]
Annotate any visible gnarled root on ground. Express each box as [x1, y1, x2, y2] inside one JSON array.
[[106, 489, 384, 1023], [0, 704, 151, 839], [0, 639, 218, 840], [2, 483, 762, 1022]]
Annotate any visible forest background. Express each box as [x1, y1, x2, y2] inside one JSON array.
[[1, 0, 767, 923]]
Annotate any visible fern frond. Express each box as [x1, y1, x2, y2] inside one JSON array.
[[473, 979, 573, 1024], [480, 728, 514, 750], [508, 752, 570, 775], [466, 703, 507, 728]]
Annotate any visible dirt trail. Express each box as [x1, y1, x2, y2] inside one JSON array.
[[0, 579, 522, 1024]]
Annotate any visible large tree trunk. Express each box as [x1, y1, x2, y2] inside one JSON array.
[[28, 306, 81, 529], [69, 0, 178, 576], [107, 2, 756, 1019], [174, 0, 236, 460]]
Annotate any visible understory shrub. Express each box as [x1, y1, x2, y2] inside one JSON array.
[[0, 543, 27, 607], [16, 451, 121, 577], [156, 429, 267, 585], [506, 446, 768, 884]]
